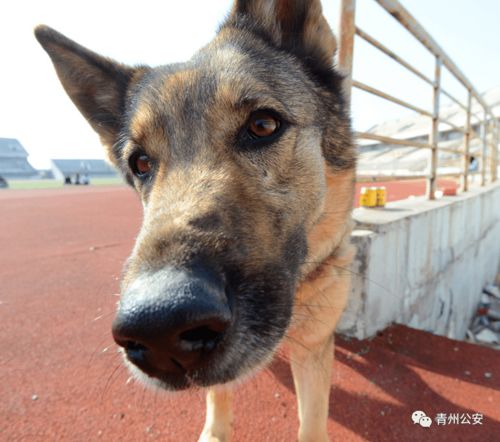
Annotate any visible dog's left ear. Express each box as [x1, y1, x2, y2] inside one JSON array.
[[228, 0, 337, 67], [34, 25, 147, 166]]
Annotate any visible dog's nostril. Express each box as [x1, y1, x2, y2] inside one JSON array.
[[125, 340, 147, 351], [180, 325, 220, 342], [170, 357, 185, 371], [179, 325, 223, 351], [124, 341, 148, 362]]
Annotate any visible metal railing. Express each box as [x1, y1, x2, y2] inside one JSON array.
[[338, 0, 499, 199]]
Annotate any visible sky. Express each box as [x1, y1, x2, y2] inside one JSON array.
[[1, 0, 500, 169]]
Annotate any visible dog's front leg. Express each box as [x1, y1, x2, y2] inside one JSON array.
[[198, 387, 233, 442], [290, 336, 333, 442]]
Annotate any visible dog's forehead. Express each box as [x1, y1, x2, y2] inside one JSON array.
[[129, 39, 313, 128], [123, 35, 322, 162]]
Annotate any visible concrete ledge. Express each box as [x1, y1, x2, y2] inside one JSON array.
[[338, 182, 500, 340]]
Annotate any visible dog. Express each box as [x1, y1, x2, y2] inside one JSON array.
[[35, 1, 356, 440]]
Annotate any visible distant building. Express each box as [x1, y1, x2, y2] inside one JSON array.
[[0, 138, 38, 178], [51, 159, 117, 181]]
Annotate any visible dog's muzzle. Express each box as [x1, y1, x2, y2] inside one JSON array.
[[112, 266, 231, 385]]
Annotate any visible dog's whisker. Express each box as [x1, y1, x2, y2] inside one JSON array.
[[294, 303, 338, 309], [302, 260, 398, 299], [283, 334, 313, 355], [273, 350, 310, 374], [283, 337, 334, 377], [291, 313, 330, 328], [89, 309, 116, 323], [86, 335, 116, 372], [151, 388, 159, 433], [99, 362, 124, 404]]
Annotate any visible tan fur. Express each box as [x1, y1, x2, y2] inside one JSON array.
[[200, 389, 234, 442]]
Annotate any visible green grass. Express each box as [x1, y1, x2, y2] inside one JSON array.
[[6, 177, 125, 190]]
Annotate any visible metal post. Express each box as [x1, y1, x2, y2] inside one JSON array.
[[426, 56, 441, 200], [481, 110, 487, 186], [488, 119, 494, 182], [461, 91, 472, 192], [491, 122, 495, 182], [338, 0, 356, 107], [493, 123, 499, 182]]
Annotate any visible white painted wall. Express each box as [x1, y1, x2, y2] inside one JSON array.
[[338, 182, 500, 340]]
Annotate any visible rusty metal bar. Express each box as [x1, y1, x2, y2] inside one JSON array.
[[338, 0, 356, 106], [496, 124, 499, 182], [461, 91, 472, 192], [492, 123, 496, 182], [357, 171, 471, 182], [375, 0, 496, 121], [470, 109, 483, 123], [355, 26, 434, 86], [353, 80, 432, 116], [438, 117, 466, 134], [442, 171, 480, 177], [470, 126, 481, 140], [357, 174, 428, 182], [356, 131, 432, 149], [481, 111, 488, 186], [440, 88, 467, 111], [488, 121, 494, 181], [435, 145, 467, 155], [426, 57, 441, 199], [493, 123, 499, 182], [468, 150, 482, 157]]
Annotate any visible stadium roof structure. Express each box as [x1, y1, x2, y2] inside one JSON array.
[[51, 159, 117, 178], [0, 138, 38, 178], [0, 137, 29, 157]]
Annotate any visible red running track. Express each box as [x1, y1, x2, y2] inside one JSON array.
[[1, 185, 498, 442]]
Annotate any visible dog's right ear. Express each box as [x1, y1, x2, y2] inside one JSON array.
[[34, 25, 147, 165], [227, 0, 337, 71]]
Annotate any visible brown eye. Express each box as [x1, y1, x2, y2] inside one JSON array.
[[248, 112, 281, 139], [130, 153, 153, 177]]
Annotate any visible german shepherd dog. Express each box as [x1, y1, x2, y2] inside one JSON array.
[[36, 0, 355, 440]]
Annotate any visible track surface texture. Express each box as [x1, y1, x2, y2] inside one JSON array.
[[1, 185, 498, 442]]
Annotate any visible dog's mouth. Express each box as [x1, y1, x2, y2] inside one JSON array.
[[120, 333, 233, 391], [122, 350, 217, 391], [119, 308, 289, 391]]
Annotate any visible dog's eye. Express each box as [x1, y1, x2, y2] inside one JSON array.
[[247, 111, 281, 139], [129, 152, 153, 178]]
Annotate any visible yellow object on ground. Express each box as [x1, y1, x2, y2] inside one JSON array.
[[376, 187, 386, 207], [360, 186, 386, 208], [359, 187, 377, 207]]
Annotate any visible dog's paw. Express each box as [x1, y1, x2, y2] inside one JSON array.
[[298, 431, 330, 442], [198, 430, 229, 442], [198, 433, 229, 442]]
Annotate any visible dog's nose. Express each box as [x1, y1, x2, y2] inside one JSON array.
[[112, 266, 231, 376]]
